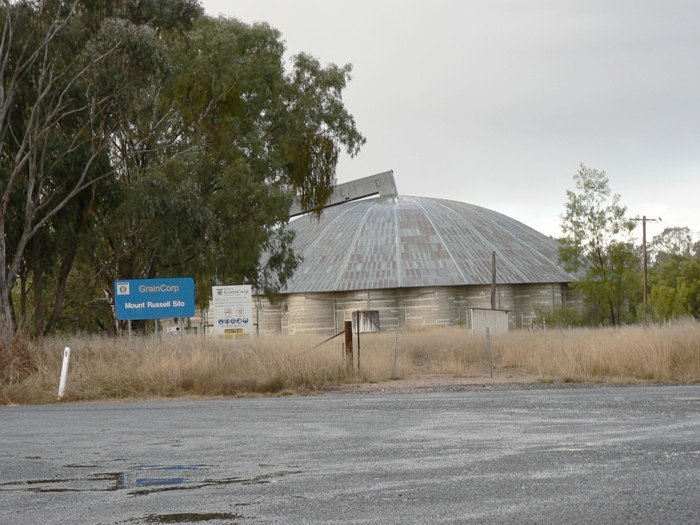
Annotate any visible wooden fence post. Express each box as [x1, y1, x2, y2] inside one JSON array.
[[356, 310, 361, 371], [344, 320, 353, 369]]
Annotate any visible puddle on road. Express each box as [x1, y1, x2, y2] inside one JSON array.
[[128, 470, 303, 496], [136, 477, 187, 487], [0, 463, 302, 496]]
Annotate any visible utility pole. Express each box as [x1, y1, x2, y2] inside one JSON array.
[[632, 215, 660, 320]]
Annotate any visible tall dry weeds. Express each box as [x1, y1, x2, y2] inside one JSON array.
[[0, 332, 37, 403], [1, 321, 698, 405]]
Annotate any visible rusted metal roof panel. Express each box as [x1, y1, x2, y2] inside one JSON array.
[[278, 196, 576, 294]]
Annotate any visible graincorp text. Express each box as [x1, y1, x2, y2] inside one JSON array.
[[138, 284, 180, 293]]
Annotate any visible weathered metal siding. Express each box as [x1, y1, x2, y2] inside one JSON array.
[[254, 282, 575, 334], [253, 299, 284, 335], [274, 196, 577, 294], [282, 294, 336, 334], [255, 189, 584, 334]]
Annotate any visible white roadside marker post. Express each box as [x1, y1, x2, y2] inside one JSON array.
[[57, 347, 71, 399]]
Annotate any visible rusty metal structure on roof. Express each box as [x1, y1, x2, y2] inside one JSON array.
[[288, 170, 398, 217], [255, 172, 580, 334]]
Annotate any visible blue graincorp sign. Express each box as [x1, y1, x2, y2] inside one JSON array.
[[114, 278, 195, 320]]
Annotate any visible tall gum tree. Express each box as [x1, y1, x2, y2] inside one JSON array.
[[648, 228, 700, 319], [2, 5, 365, 336], [94, 16, 365, 312], [0, 0, 201, 338], [559, 164, 641, 325]]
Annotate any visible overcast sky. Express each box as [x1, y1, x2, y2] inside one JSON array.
[[201, 0, 700, 241]]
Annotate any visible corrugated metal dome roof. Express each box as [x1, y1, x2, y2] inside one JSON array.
[[281, 195, 576, 293]]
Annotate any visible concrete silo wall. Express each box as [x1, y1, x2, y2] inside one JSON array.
[[253, 282, 580, 334]]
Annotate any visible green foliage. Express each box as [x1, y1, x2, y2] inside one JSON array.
[[532, 304, 583, 328], [75, 0, 203, 33], [559, 164, 641, 326], [95, 15, 365, 308], [0, 0, 187, 335], [651, 226, 696, 264], [2, 3, 365, 334], [647, 227, 699, 321], [649, 256, 700, 320]]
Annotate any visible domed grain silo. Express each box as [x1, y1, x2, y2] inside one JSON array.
[[255, 172, 578, 334]]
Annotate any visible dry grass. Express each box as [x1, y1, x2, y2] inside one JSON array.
[[1, 321, 698, 404], [0, 332, 36, 403], [498, 322, 700, 383]]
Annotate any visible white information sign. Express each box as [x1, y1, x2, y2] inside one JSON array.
[[212, 285, 253, 336]]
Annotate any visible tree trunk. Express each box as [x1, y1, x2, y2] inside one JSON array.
[[608, 299, 617, 327], [43, 249, 75, 335], [44, 188, 95, 334], [0, 223, 14, 341], [0, 290, 13, 342], [19, 261, 27, 327], [32, 234, 44, 338]]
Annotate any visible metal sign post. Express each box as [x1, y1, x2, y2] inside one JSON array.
[[344, 321, 353, 369]]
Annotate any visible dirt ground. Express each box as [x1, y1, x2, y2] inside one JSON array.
[[330, 369, 541, 394]]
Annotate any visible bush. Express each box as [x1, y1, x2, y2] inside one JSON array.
[[0, 333, 35, 382], [533, 305, 583, 328], [0, 332, 37, 403]]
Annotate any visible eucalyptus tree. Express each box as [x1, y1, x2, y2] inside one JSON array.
[[649, 256, 700, 320], [650, 226, 695, 264], [648, 227, 700, 319], [559, 164, 641, 325], [94, 16, 365, 309], [2, 2, 364, 336], [0, 0, 201, 337]]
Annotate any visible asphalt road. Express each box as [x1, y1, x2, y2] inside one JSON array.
[[1, 385, 699, 524]]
